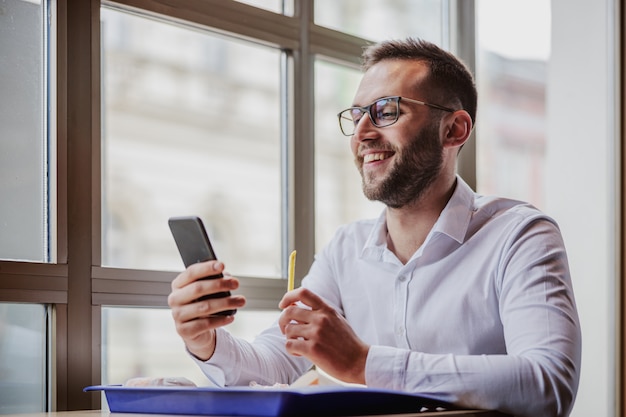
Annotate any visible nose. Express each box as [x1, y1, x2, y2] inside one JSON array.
[[352, 112, 378, 141]]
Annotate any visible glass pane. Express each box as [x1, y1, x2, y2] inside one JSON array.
[[475, 0, 550, 208], [0, 0, 50, 262], [102, 307, 280, 388], [233, 0, 285, 14], [101, 9, 282, 277], [0, 303, 47, 414], [314, 61, 384, 251], [315, 0, 444, 44]]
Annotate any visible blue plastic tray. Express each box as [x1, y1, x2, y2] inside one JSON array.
[[84, 385, 454, 416]]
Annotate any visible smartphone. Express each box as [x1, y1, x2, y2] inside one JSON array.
[[168, 216, 236, 316]]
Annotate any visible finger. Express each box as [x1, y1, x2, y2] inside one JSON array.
[[171, 294, 246, 323], [194, 275, 240, 297], [283, 321, 311, 340], [277, 305, 311, 333], [172, 260, 224, 290], [278, 287, 326, 310], [175, 314, 235, 340], [283, 332, 309, 357], [169, 275, 239, 307], [278, 303, 314, 327], [278, 287, 305, 308], [196, 294, 246, 318]]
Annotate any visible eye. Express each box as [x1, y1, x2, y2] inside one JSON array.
[[379, 110, 397, 120], [374, 101, 398, 121], [350, 109, 364, 125]]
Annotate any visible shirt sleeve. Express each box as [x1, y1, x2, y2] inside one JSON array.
[[191, 227, 349, 387], [365, 217, 581, 417], [195, 324, 312, 387]]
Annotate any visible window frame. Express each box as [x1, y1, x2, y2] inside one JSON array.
[[0, 0, 476, 410]]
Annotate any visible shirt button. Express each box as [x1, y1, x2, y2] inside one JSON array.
[[398, 275, 407, 282], [397, 327, 405, 336]]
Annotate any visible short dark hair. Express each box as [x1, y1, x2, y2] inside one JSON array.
[[362, 38, 477, 125]]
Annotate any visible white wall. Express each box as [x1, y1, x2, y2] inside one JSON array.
[[547, 0, 617, 415]]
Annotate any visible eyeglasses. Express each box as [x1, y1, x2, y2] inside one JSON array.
[[337, 96, 455, 136]]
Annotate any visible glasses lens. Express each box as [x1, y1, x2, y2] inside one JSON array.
[[339, 108, 360, 136], [371, 97, 399, 127], [337, 97, 400, 136]]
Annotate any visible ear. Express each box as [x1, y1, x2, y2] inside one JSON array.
[[441, 110, 473, 149]]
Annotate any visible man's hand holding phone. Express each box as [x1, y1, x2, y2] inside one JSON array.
[[168, 260, 246, 361], [167, 216, 245, 361]]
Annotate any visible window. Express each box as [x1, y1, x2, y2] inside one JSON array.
[[0, 303, 48, 413], [315, 0, 445, 43], [233, 0, 286, 14], [314, 60, 383, 250], [101, 307, 279, 387], [0, 0, 53, 413], [475, 0, 550, 208], [101, 9, 282, 277], [0, 0, 459, 410], [0, 0, 53, 263]]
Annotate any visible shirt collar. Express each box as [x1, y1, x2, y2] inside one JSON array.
[[361, 211, 389, 261], [362, 175, 475, 258], [432, 175, 475, 244]]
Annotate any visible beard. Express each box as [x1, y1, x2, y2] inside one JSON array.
[[357, 122, 443, 208]]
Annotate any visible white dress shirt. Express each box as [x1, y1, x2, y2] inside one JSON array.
[[194, 176, 581, 417]]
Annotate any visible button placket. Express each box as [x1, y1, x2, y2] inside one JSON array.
[[394, 271, 411, 348]]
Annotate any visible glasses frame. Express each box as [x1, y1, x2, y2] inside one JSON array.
[[337, 96, 455, 136]]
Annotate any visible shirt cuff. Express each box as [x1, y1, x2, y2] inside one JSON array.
[[365, 345, 409, 390], [186, 328, 235, 387]]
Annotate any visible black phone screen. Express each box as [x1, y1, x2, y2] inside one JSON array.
[[168, 216, 236, 316]]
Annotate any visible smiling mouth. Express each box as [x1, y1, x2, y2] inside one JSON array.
[[363, 152, 392, 163]]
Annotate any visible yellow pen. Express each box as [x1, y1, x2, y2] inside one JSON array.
[[288, 250, 297, 291]]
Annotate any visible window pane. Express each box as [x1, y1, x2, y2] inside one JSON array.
[[101, 9, 282, 277], [233, 0, 285, 14], [0, 303, 47, 414], [102, 307, 280, 388], [314, 61, 384, 251], [0, 0, 51, 262], [475, 0, 550, 208], [315, 0, 444, 43]]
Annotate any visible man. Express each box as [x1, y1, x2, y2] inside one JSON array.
[[168, 38, 581, 417]]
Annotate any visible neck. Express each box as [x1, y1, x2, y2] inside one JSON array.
[[385, 175, 457, 264]]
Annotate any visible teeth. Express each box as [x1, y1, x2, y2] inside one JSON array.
[[364, 153, 389, 163]]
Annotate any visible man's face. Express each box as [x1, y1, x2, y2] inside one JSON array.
[[350, 60, 444, 208]]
